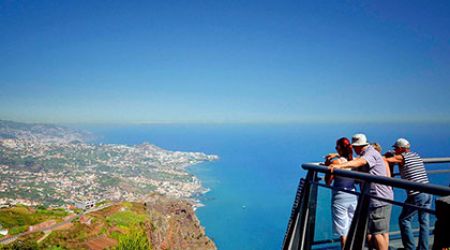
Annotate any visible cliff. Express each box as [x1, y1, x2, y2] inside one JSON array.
[[0, 194, 216, 250], [144, 194, 216, 250]]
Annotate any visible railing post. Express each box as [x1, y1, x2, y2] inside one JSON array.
[[432, 195, 450, 250], [344, 181, 370, 250], [299, 161, 450, 250], [283, 178, 306, 250], [283, 170, 318, 250], [297, 170, 318, 250], [303, 170, 319, 249]]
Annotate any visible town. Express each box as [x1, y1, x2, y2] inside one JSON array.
[[0, 120, 218, 208]]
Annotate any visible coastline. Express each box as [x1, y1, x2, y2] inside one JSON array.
[[184, 161, 216, 211], [0, 120, 220, 209], [85, 124, 218, 210]]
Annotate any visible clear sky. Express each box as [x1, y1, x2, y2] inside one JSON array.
[[1, 0, 449, 124]]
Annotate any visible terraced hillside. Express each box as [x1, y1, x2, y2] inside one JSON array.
[[0, 194, 216, 250]]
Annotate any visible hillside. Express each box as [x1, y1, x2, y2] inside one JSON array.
[[0, 194, 216, 250]]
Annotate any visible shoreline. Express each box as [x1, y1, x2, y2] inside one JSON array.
[[185, 161, 215, 210], [0, 119, 220, 209]]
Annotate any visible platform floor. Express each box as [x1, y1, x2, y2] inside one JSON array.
[[313, 236, 434, 250]]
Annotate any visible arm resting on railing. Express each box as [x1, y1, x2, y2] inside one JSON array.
[[329, 158, 367, 171], [302, 163, 450, 197]]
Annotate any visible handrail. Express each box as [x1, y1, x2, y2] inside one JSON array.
[[393, 169, 450, 177], [302, 163, 450, 196], [283, 157, 450, 250], [314, 182, 436, 214], [423, 157, 450, 163]]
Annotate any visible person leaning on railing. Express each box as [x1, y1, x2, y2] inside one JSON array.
[[324, 137, 358, 250], [328, 133, 393, 250], [384, 138, 432, 250], [371, 142, 392, 178]]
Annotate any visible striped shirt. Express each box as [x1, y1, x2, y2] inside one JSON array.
[[400, 151, 429, 196]]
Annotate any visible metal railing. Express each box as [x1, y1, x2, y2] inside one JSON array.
[[282, 157, 450, 250]]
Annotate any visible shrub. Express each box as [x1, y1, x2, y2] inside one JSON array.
[[116, 226, 151, 250], [9, 225, 28, 235], [107, 211, 147, 227], [2, 240, 39, 250], [46, 246, 66, 250]]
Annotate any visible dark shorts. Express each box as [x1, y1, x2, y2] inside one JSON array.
[[368, 205, 392, 234]]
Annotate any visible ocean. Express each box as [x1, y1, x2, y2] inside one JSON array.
[[81, 123, 450, 250]]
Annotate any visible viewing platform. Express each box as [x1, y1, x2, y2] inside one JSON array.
[[283, 157, 450, 250]]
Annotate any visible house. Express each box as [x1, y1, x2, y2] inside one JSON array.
[[75, 200, 96, 210]]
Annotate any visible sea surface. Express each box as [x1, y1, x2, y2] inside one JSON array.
[[80, 123, 450, 250]]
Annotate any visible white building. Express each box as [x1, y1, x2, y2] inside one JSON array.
[[75, 200, 96, 210]]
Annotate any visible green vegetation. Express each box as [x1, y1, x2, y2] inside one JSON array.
[[0, 240, 39, 250], [37, 203, 151, 249], [116, 226, 151, 250], [121, 202, 133, 208], [9, 225, 28, 235], [36, 208, 67, 217], [0, 206, 68, 234], [107, 210, 147, 227], [46, 246, 66, 250], [0, 199, 213, 250], [72, 208, 83, 214], [95, 200, 109, 207], [0, 206, 30, 228], [110, 230, 122, 240], [39, 222, 89, 249]]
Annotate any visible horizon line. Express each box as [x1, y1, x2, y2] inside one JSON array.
[[2, 118, 450, 126]]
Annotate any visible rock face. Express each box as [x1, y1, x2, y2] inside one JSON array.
[[144, 194, 216, 250]]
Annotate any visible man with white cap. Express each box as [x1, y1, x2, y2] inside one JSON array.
[[385, 138, 431, 250], [329, 133, 393, 250]]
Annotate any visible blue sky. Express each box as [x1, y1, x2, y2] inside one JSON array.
[[1, 0, 449, 124]]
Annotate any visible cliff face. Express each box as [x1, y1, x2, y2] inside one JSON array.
[[144, 194, 216, 250]]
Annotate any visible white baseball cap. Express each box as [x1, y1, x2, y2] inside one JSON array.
[[351, 133, 369, 147], [393, 138, 410, 148]]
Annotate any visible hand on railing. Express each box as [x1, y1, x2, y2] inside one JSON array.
[[328, 164, 341, 173], [324, 153, 339, 164]]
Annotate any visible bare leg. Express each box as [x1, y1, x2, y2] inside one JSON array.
[[340, 236, 346, 249], [373, 234, 388, 250], [367, 234, 373, 250], [383, 233, 389, 248]]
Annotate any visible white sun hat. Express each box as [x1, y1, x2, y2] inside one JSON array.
[[351, 133, 369, 147]]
